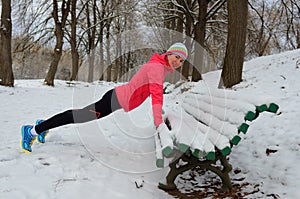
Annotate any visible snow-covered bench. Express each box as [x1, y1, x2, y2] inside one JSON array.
[[155, 89, 280, 191]]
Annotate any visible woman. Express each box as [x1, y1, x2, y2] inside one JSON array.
[[21, 42, 188, 153]]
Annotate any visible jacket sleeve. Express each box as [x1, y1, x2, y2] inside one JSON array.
[[148, 64, 164, 127]]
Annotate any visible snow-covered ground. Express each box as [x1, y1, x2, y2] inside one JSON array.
[[0, 49, 299, 198]]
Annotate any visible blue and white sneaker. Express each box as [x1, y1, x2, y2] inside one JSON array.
[[21, 125, 36, 153], [36, 120, 49, 144]]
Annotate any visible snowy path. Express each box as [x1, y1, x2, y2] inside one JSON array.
[[0, 80, 172, 199]]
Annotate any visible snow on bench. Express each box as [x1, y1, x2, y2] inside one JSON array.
[[155, 88, 279, 191]]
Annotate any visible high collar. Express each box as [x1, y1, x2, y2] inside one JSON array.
[[148, 53, 174, 72]]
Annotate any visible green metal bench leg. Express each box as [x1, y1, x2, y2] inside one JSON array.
[[220, 155, 233, 190], [158, 155, 196, 190], [158, 153, 197, 190], [158, 151, 233, 191], [158, 159, 179, 190], [206, 155, 233, 191]]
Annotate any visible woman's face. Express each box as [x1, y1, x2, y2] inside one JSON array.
[[167, 54, 184, 69]]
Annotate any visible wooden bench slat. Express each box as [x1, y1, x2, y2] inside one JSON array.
[[167, 113, 209, 153], [244, 110, 258, 121], [190, 89, 276, 107], [183, 97, 248, 125], [256, 104, 269, 113], [182, 103, 240, 143], [238, 123, 250, 134], [186, 93, 255, 115], [179, 109, 232, 157], [167, 112, 215, 158], [268, 103, 279, 113]]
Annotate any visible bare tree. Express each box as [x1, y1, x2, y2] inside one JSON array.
[[69, 0, 79, 81], [44, 0, 71, 86], [85, 0, 97, 82], [105, 19, 112, 82], [12, 1, 54, 79], [281, 0, 300, 49], [192, 0, 210, 81], [219, 0, 248, 88], [0, 0, 14, 87], [98, 0, 108, 81], [11, 0, 300, 85], [247, 0, 284, 57], [204, 1, 228, 66], [102, 0, 139, 82]]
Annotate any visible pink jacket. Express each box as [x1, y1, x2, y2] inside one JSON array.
[[115, 53, 174, 127]]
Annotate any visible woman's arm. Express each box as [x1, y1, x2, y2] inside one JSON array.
[[148, 65, 165, 127]]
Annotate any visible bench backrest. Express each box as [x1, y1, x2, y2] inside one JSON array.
[[155, 89, 279, 167]]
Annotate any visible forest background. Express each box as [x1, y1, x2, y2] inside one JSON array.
[[0, 0, 299, 87]]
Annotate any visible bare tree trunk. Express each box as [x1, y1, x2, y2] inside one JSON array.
[[98, 0, 106, 81], [98, 27, 104, 81], [112, 12, 121, 82], [219, 0, 248, 88], [113, 33, 121, 82], [86, 0, 97, 83], [181, 41, 191, 80], [297, 30, 300, 49], [180, 0, 193, 80], [44, 0, 71, 86], [192, 0, 209, 82], [106, 23, 112, 82], [0, 0, 14, 87], [176, 12, 184, 81], [70, 0, 79, 81]]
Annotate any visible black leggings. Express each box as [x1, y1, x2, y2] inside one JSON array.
[[35, 89, 121, 134]]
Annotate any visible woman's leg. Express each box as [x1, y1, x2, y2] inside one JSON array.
[[35, 89, 121, 134]]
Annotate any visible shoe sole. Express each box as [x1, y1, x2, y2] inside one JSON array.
[[20, 139, 32, 154]]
